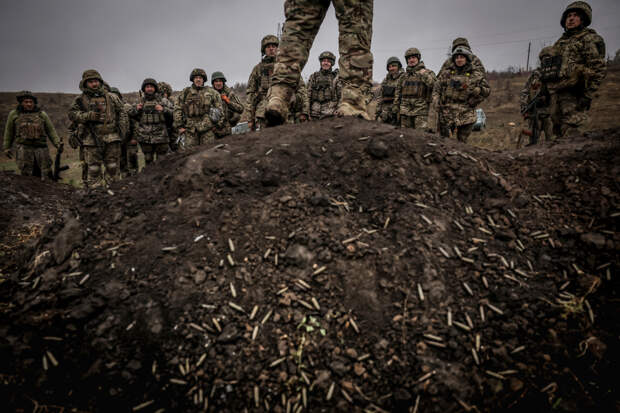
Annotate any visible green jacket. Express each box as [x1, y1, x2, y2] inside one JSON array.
[[3, 107, 60, 149]]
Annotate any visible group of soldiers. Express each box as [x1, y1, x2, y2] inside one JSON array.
[[2, 1, 607, 186]]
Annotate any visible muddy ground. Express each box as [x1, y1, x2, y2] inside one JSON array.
[[0, 118, 618, 412]]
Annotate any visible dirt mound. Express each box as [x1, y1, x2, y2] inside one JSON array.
[[1, 119, 618, 412]]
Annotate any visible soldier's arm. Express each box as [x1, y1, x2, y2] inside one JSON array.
[[68, 98, 89, 124], [392, 78, 403, 110], [41, 111, 60, 147], [161, 98, 174, 117], [212, 92, 226, 128], [519, 73, 535, 111], [425, 71, 438, 103], [111, 95, 128, 138], [584, 35, 607, 95], [173, 92, 185, 129], [244, 66, 259, 120], [227, 91, 245, 114], [306, 74, 315, 110], [3, 110, 17, 150]]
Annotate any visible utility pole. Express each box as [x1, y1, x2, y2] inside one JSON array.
[[526, 42, 531, 72]]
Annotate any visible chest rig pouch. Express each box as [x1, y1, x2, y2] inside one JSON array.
[[15, 112, 44, 143], [382, 85, 396, 101], [540, 54, 562, 82], [84, 95, 116, 134], [141, 101, 165, 125], [259, 62, 274, 96], [184, 91, 207, 118], [401, 80, 429, 99]]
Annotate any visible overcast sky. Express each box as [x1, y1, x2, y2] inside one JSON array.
[[1, 0, 618, 93]]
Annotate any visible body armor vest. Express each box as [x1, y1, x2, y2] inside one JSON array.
[[311, 72, 337, 103], [140, 100, 165, 125], [15, 112, 45, 144], [82, 94, 116, 134], [259, 62, 274, 96], [401, 80, 429, 99], [184, 90, 208, 118], [444, 71, 473, 104]]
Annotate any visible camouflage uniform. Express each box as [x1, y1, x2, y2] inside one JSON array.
[[211, 72, 245, 137], [519, 48, 555, 144], [3, 91, 60, 179], [289, 78, 310, 124], [439, 38, 486, 76], [393, 49, 436, 130], [432, 48, 490, 142], [157, 82, 178, 150], [547, 1, 606, 137], [307, 51, 342, 120], [108, 88, 139, 177], [246, 35, 279, 130], [376, 57, 404, 125], [128, 79, 174, 164], [174, 68, 225, 147], [68, 70, 128, 187], [264, 0, 374, 125]]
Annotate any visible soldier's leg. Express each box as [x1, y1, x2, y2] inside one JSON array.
[[414, 115, 428, 130], [83, 146, 103, 187], [266, 0, 330, 124], [142, 143, 155, 165], [15, 145, 34, 176], [120, 140, 128, 174], [185, 131, 200, 148], [154, 143, 168, 161], [103, 142, 121, 184], [127, 143, 139, 174], [35, 147, 53, 180], [541, 115, 554, 142], [456, 124, 474, 143], [558, 92, 588, 137], [438, 115, 451, 138], [400, 115, 412, 129], [79, 145, 88, 185], [333, 0, 373, 119]]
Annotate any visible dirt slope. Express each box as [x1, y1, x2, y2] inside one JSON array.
[[0, 118, 618, 413]]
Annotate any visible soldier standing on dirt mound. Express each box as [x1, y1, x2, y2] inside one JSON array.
[[392, 48, 436, 130], [438, 37, 486, 76], [68, 70, 128, 187], [519, 47, 555, 145], [375, 56, 404, 125], [547, 1, 606, 138], [245, 35, 280, 131], [128, 79, 174, 165], [3, 91, 61, 180], [264, 0, 374, 125], [307, 51, 342, 120], [431, 47, 490, 142], [211, 71, 245, 137], [173, 68, 225, 148]]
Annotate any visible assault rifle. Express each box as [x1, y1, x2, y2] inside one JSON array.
[[52, 143, 69, 181], [520, 89, 542, 146]]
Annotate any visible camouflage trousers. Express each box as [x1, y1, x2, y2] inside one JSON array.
[[376, 103, 397, 125], [15, 144, 52, 179], [185, 130, 216, 148], [526, 115, 554, 145], [141, 143, 168, 164], [83, 142, 121, 188], [551, 91, 589, 137], [272, 0, 373, 116], [400, 115, 427, 130], [439, 122, 474, 143], [120, 140, 139, 176]]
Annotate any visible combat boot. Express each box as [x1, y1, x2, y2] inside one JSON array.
[[335, 86, 371, 120], [265, 84, 293, 127]]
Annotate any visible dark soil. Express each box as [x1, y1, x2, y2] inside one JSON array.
[[1, 118, 618, 413]]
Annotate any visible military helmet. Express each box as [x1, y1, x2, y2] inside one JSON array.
[[109, 87, 123, 99], [141, 78, 158, 92], [190, 68, 208, 82], [404, 47, 421, 60], [386, 56, 402, 70], [561, 1, 592, 28], [158, 82, 172, 96], [16, 90, 37, 104], [261, 34, 279, 54], [211, 71, 227, 83], [319, 51, 336, 64], [452, 37, 471, 51], [452, 46, 472, 61], [82, 69, 103, 83], [539, 46, 555, 59]]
